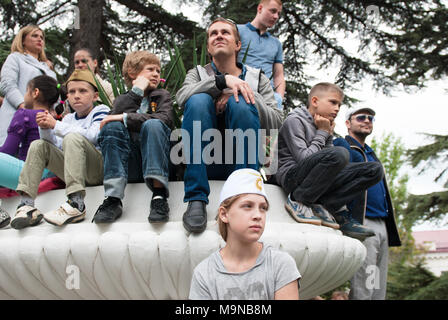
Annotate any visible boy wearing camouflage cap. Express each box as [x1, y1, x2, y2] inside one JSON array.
[[11, 69, 110, 228]]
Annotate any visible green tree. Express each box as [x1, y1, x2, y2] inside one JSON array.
[[195, 0, 448, 110], [387, 260, 437, 300], [0, 0, 204, 77], [407, 272, 448, 300], [406, 134, 448, 228], [2, 0, 448, 101]]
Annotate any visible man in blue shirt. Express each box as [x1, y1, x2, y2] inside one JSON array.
[[334, 106, 401, 300], [237, 0, 285, 110]]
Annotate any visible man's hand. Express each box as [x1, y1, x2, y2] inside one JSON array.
[[224, 75, 255, 105], [36, 110, 57, 129], [314, 114, 333, 134], [100, 114, 124, 130], [132, 76, 150, 92], [215, 92, 232, 114]]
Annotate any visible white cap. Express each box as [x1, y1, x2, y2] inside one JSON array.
[[219, 169, 268, 204], [345, 106, 376, 121]]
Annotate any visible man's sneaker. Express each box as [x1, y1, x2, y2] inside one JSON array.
[[148, 196, 169, 223], [285, 194, 321, 226], [11, 204, 43, 229], [183, 200, 207, 233], [312, 204, 340, 229], [92, 197, 123, 223], [0, 207, 11, 229], [333, 210, 375, 241], [43, 200, 85, 226]]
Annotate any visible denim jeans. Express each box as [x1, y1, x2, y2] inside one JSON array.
[[182, 93, 261, 203], [98, 119, 171, 199], [283, 147, 384, 213]]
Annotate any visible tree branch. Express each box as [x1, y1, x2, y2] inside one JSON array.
[[112, 0, 203, 39]]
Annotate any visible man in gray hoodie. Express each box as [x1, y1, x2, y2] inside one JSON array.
[[275, 82, 382, 240]]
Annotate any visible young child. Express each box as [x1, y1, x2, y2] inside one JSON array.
[[92, 51, 173, 224], [275, 82, 383, 240], [0, 75, 60, 228], [10, 69, 110, 229], [189, 168, 301, 300]]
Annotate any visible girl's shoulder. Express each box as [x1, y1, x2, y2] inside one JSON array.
[[8, 109, 39, 133]]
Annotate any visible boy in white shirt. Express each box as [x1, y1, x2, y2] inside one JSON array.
[[11, 69, 110, 229]]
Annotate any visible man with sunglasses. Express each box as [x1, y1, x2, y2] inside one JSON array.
[[334, 106, 401, 300]]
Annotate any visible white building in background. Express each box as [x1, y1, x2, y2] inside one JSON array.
[[412, 230, 448, 277]]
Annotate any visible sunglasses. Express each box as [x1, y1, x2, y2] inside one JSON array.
[[353, 114, 375, 123], [74, 58, 88, 65]]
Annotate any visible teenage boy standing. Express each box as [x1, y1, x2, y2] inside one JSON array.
[[237, 0, 285, 109]]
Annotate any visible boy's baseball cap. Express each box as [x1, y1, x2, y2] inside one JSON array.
[[345, 106, 376, 121], [65, 69, 98, 91], [219, 169, 268, 204]]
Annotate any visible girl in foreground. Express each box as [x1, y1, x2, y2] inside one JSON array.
[[189, 168, 301, 300]]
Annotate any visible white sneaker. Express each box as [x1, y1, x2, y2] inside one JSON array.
[[43, 201, 85, 226], [11, 205, 43, 229]]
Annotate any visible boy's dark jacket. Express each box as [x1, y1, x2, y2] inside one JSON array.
[[111, 88, 174, 132], [334, 135, 401, 247]]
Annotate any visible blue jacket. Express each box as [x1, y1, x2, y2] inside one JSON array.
[[334, 135, 401, 247], [0, 52, 56, 145]]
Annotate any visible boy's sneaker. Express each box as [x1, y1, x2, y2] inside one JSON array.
[[0, 207, 11, 229], [148, 196, 169, 223], [43, 200, 85, 226], [11, 204, 43, 229], [312, 204, 340, 229], [92, 197, 123, 223], [333, 209, 375, 241], [285, 194, 321, 226]]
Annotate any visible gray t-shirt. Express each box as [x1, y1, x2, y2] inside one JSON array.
[[189, 243, 301, 300]]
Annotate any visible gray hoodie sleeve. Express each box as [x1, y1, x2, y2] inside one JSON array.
[[254, 73, 283, 131], [280, 115, 331, 163], [175, 68, 222, 109]]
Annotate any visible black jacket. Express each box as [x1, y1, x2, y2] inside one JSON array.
[[344, 135, 401, 247], [111, 88, 174, 132]]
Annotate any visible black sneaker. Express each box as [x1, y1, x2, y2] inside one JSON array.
[[148, 196, 169, 223], [0, 207, 11, 229], [333, 210, 375, 241], [92, 197, 123, 223]]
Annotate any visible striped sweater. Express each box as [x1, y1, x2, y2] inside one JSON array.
[[38, 104, 110, 150]]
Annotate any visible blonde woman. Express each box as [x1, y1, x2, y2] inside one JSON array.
[[0, 25, 56, 144]]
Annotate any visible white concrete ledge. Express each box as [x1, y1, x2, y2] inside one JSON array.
[[0, 182, 365, 300]]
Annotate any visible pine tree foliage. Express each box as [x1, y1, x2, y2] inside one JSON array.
[[407, 272, 448, 300], [406, 133, 448, 227], [387, 260, 436, 300], [195, 0, 448, 109], [2, 0, 447, 101]]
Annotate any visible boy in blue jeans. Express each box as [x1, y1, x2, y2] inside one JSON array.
[[93, 51, 174, 223], [275, 83, 383, 240]]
